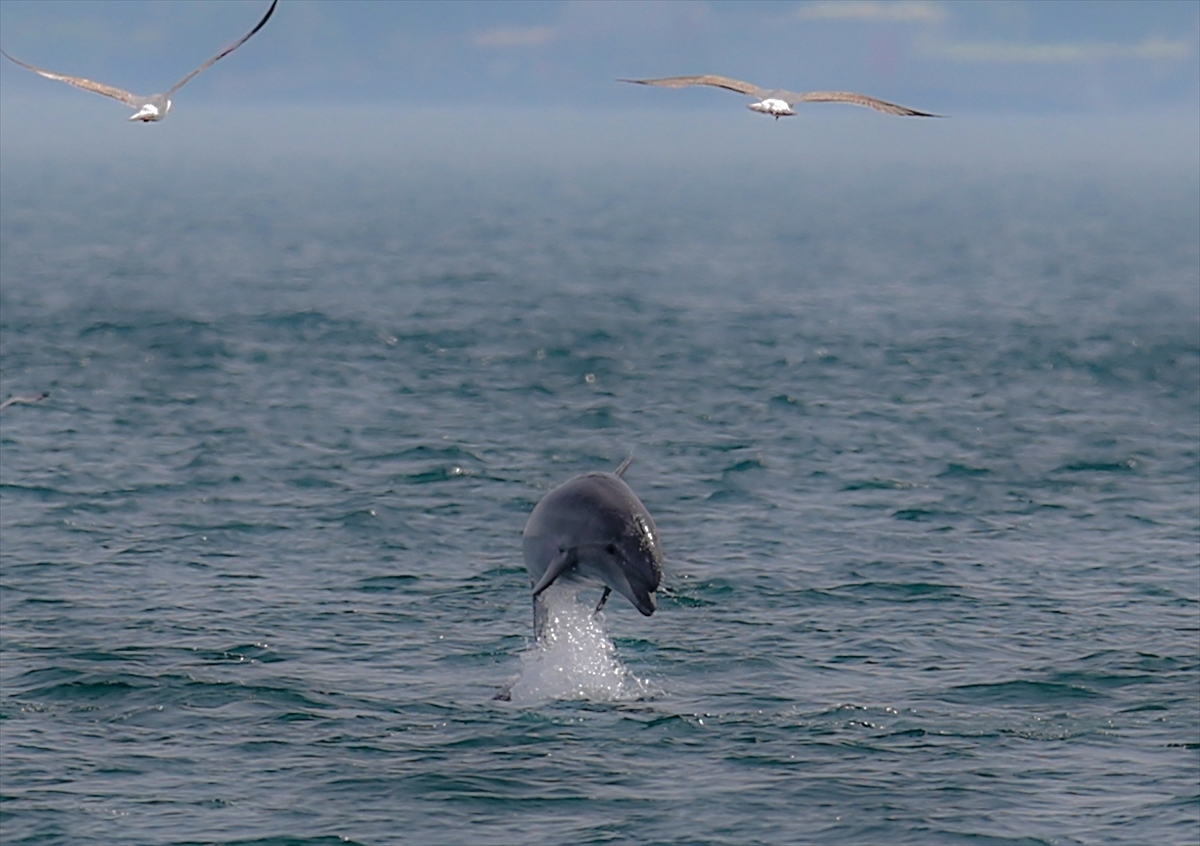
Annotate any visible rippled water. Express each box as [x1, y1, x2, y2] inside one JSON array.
[[1, 157, 1197, 846]]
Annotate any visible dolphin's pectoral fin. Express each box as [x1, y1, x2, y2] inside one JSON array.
[[594, 587, 612, 615], [531, 549, 576, 641], [615, 455, 634, 478], [533, 594, 548, 641], [531, 548, 576, 598]]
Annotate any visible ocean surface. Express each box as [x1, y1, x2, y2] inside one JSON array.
[[1, 152, 1197, 846]]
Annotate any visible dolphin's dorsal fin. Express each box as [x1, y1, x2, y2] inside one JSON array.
[[531, 548, 577, 597], [615, 455, 634, 478]]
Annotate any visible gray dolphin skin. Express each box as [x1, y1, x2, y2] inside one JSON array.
[[0, 0, 278, 122], [522, 457, 664, 638]]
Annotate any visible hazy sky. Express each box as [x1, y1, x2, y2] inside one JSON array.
[[0, 0, 1196, 114], [0, 1, 1196, 173]]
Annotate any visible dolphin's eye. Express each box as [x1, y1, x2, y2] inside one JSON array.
[[606, 543, 618, 555]]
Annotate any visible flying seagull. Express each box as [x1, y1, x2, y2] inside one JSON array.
[[619, 75, 940, 120], [0, 392, 49, 412], [1, 0, 278, 122]]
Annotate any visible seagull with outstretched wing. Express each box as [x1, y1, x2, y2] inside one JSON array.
[[0, 392, 49, 412], [620, 74, 941, 120], [1, 0, 278, 122]]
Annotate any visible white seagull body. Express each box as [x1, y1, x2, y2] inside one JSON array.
[[1, 0, 278, 122], [619, 74, 941, 120]]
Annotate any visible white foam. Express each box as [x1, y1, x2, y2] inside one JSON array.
[[503, 584, 655, 704]]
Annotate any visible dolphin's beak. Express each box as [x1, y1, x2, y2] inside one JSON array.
[[633, 590, 656, 616]]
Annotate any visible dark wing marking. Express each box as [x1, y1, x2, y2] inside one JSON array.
[[793, 90, 941, 117], [619, 75, 767, 98], [1, 49, 139, 105], [166, 0, 278, 95]]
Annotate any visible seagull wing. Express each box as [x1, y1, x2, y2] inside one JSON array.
[[619, 75, 768, 98], [166, 0, 278, 96], [790, 90, 941, 117], [1, 49, 139, 106], [0, 392, 49, 411]]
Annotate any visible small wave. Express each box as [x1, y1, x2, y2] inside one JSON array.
[[841, 478, 917, 491], [937, 462, 992, 478], [940, 679, 1106, 704], [825, 581, 964, 603], [500, 585, 657, 704], [1056, 459, 1139, 473], [174, 837, 371, 846]]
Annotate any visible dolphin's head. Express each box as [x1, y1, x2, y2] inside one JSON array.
[[575, 516, 662, 616], [523, 471, 664, 616]]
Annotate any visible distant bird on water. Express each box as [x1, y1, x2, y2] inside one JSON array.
[[619, 75, 941, 120], [0, 0, 278, 122], [0, 392, 49, 412]]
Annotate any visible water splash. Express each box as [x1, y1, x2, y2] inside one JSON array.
[[502, 585, 655, 704]]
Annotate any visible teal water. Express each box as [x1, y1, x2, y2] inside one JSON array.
[[1, 159, 1198, 845]]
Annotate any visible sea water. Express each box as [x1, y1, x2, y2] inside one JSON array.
[[1, 150, 1197, 845]]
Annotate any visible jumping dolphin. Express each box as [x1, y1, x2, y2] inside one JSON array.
[[522, 456, 664, 639], [619, 74, 941, 120], [0, 0, 278, 122]]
